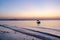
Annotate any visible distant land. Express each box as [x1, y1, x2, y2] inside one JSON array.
[[0, 18, 60, 21]]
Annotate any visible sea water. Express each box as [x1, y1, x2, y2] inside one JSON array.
[[0, 20, 60, 29]]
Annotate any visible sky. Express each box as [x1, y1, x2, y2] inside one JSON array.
[[0, 0, 60, 19]]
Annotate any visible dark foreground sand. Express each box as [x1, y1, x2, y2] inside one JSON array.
[[0, 24, 60, 40]]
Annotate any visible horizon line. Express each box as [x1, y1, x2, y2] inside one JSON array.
[[0, 18, 60, 21]]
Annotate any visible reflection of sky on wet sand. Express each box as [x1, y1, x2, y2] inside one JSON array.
[[0, 26, 40, 40], [0, 20, 60, 29], [40, 20, 60, 29], [0, 20, 60, 36]]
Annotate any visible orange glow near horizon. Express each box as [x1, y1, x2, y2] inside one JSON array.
[[0, 12, 60, 19], [8, 11, 60, 18]]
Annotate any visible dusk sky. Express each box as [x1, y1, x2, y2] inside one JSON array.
[[0, 0, 60, 19]]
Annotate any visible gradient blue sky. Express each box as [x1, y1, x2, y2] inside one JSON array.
[[0, 0, 60, 19]]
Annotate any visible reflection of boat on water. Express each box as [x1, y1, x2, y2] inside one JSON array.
[[36, 20, 41, 26]]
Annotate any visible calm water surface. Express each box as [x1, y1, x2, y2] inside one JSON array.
[[0, 20, 60, 29], [0, 20, 60, 36]]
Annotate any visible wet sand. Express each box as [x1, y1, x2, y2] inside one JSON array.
[[0, 24, 60, 40]]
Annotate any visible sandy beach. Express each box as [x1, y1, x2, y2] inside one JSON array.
[[0, 24, 60, 40]]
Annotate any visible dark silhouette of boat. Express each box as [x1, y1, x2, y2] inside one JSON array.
[[36, 20, 41, 26]]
